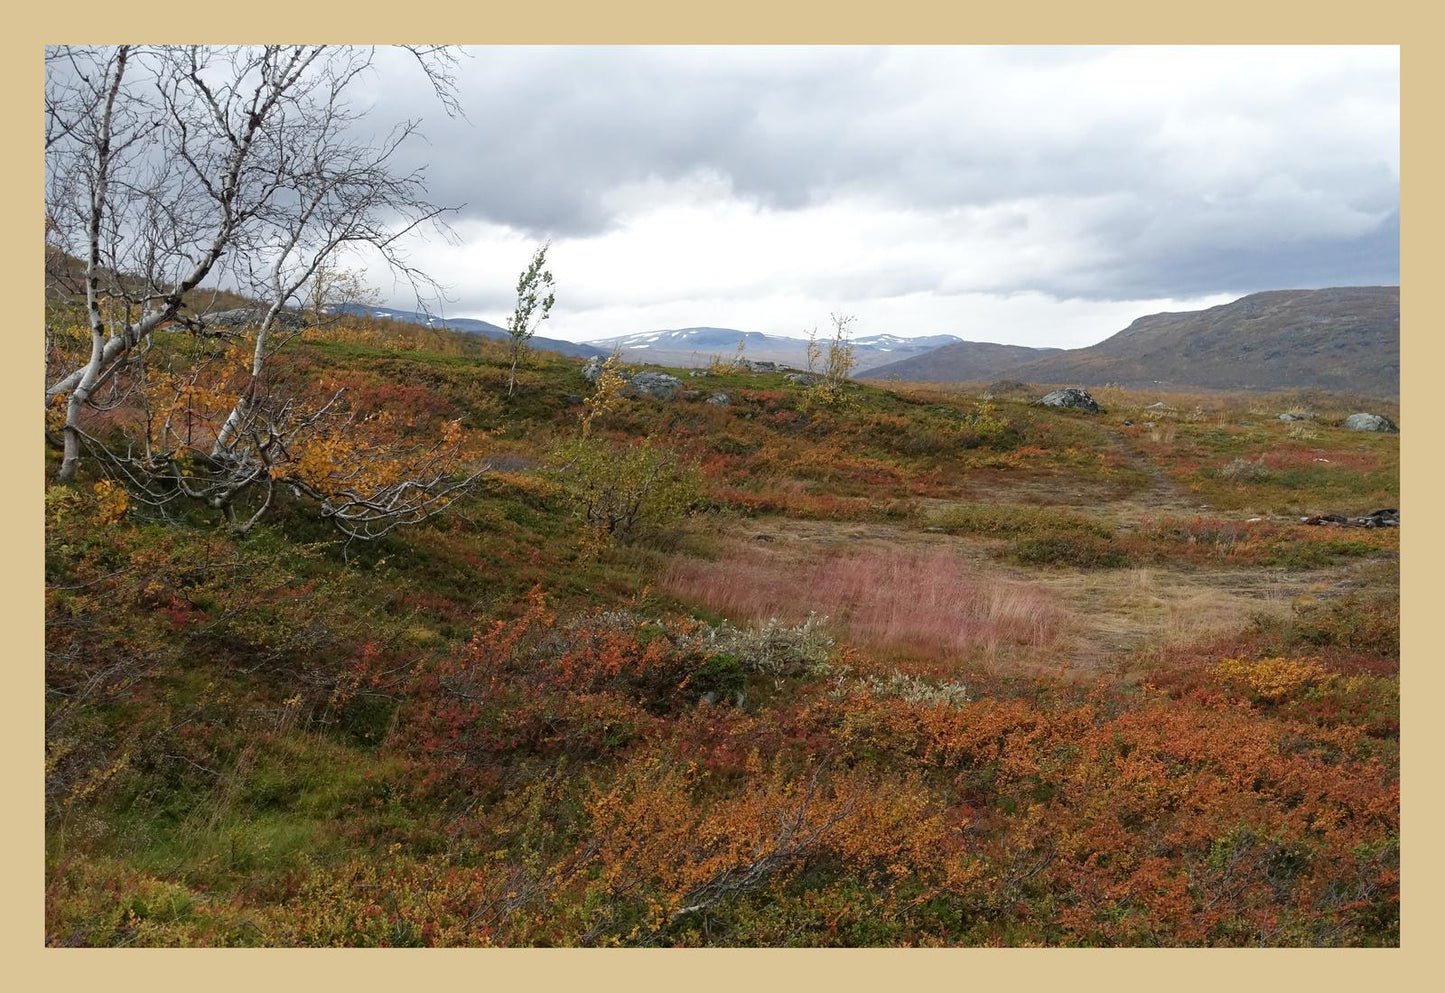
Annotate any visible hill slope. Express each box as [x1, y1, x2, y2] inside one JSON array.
[[1002, 287, 1398, 396], [336, 304, 606, 359], [863, 288, 1399, 397], [863, 341, 1065, 382]]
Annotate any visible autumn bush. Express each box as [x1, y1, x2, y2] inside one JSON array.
[[549, 435, 702, 545]]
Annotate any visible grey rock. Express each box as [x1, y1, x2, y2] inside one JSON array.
[[1344, 412, 1398, 433], [1302, 508, 1399, 528], [1278, 413, 1304, 421], [785, 373, 818, 386], [1144, 402, 1174, 410], [583, 356, 632, 384], [202, 306, 307, 330], [624, 371, 683, 401], [1036, 387, 1103, 413], [706, 393, 730, 406]]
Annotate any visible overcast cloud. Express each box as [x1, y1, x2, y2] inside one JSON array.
[[350, 45, 1398, 348]]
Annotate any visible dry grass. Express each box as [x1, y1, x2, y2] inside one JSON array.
[[663, 543, 1071, 662], [1148, 423, 1177, 445]]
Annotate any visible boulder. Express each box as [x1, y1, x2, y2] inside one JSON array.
[[583, 356, 632, 384], [785, 373, 818, 387], [1344, 412, 1398, 433], [624, 371, 683, 401], [1036, 388, 1103, 413], [706, 393, 730, 406], [201, 306, 307, 330]]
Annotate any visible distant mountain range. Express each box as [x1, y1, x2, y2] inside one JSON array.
[[865, 287, 1400, 398], [585, 327, 965, 372], [331, 304, 607, 359]]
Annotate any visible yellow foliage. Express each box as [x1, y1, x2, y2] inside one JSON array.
[[581, 356, 629, 436], [92, 480, 129, 525], [1212, 655, 1329, 703]]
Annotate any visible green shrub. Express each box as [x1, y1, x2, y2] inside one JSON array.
[[548, 436, 702, 545], [690, 653, 748, 700], [1289, 591, 1400, 657], [1009, 534, 1130, 568], [929, 503, 1109, 540]]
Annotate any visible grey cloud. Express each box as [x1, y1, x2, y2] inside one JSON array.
[[359, 45, 1398, 302]]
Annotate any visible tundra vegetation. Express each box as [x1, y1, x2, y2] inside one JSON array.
[[45, 302, 1400, 946], [45, 47, 1398, 949]]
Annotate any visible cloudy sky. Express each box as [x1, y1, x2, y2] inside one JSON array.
[[353, 45, 1398, 348]]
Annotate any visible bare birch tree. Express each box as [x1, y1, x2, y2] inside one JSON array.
[[45, 45, 482, 537]]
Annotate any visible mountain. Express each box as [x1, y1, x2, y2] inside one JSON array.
[[862, 287, 1400, 398], [1002, 287, 1399, 396], [864, 341, 1065, 382], [332, 304, 607, 359], [585, 327, 964, 372]]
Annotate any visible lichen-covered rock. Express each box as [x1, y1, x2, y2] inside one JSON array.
[[706, 393, 730, 406], [583, 356, 633, 384], [785, 373, 818, 386], [624, 371, 683, 401], [1036, 388, 1102, 413], [202, 306, 307, 330], [1344, 412, 1398, 433]]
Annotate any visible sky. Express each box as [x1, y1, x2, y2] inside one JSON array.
[[350, 45, 1399, 348]]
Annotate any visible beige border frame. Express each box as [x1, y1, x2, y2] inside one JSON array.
[[9, 5, 1434, 986]]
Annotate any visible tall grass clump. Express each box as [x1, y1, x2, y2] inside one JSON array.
[[663, 545, 1070, 660]]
